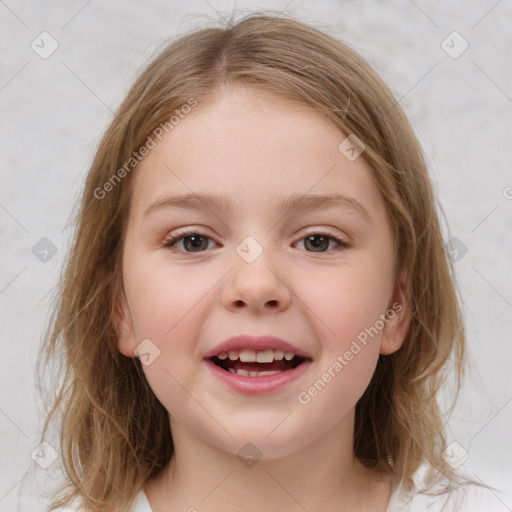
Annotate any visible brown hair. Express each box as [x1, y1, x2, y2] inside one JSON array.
[[39, 11, 478, 511]]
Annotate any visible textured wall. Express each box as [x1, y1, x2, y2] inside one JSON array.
[[1, 1, 511, 510]]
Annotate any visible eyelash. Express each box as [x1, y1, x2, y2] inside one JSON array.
[[162, 228, 349, 253]]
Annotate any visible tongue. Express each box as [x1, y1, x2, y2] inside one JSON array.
[[232, 359, 291, 372]]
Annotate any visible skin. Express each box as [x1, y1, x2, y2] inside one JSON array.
[[115, 86, 411, 512]]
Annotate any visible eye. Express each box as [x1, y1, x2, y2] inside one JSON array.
[[163, 230, 216, 253], [162, 228, 349, 254], [295, 229, 349, 253]]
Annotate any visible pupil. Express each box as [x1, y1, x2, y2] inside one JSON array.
[[306, 235, 328, 252], [185, 235, 207, 252]]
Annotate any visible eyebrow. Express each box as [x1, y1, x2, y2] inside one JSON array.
[[142, 192, 372, 224]]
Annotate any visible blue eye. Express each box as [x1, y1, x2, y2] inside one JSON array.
[[162, 229, 349, 253]]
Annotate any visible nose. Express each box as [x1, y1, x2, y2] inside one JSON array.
[[221, 245, 292, 314]]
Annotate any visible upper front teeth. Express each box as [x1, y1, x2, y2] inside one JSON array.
[[217, 349, 295, 362]]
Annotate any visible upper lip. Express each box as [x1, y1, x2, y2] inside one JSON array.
[[204, 335, 312, 359]]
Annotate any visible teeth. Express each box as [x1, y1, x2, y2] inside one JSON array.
[[217, 348, 297, 362], [256, 349, 274, 363], [239, 349, 256, 363], [273, 350, 285, 361], [227, 368, 282, 377]]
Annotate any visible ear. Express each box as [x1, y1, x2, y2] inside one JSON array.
[[379, 269, 412, 356], [113, 279, 138, 358]]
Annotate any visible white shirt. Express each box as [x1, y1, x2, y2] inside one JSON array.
[[59, 467, 507, 511], [126, 478, 507, 511], [386, 467, 507, 512]]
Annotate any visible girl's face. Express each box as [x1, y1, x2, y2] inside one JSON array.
[[116, 86, 410, 459]]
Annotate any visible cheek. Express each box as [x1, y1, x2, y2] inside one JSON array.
[[291, 258, 391, 407], [124, 256, 215, 340], [122, 258, 216, 409], [294, 258, 393, 346]]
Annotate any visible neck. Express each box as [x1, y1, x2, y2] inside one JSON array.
[[144, 410, 391, 512]]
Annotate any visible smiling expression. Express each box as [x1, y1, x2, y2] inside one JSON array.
[[115, 86, 410, 459]]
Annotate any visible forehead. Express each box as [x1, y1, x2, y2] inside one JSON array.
[[144, 87, 342, 161], [128, 87, 387, 223]]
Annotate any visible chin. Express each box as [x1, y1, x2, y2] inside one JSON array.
[[203, 424, 313, 463]]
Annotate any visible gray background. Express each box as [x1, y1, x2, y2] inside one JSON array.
[[1, 1, 511, 510]]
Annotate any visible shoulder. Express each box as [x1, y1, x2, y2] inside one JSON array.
[[387, 466, 508, 512]]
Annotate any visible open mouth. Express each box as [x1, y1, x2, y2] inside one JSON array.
[[208, 349, 308, 377]]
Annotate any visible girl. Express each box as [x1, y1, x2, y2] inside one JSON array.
[[39, 11, 502, 512]]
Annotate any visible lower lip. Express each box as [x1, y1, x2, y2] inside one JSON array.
[[203, 358, 312, 395]]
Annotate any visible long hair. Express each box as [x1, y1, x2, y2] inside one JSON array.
[[38, 11, 474, 511]]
